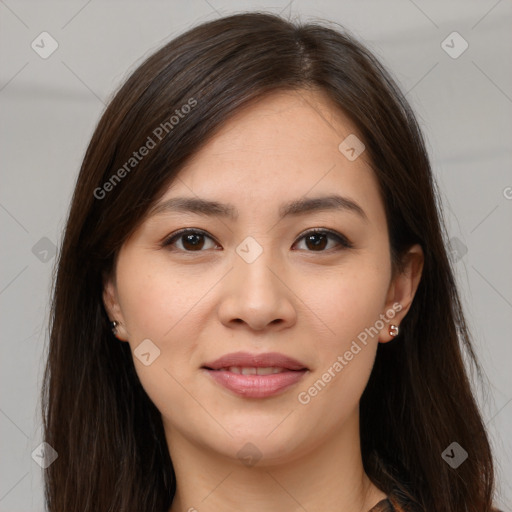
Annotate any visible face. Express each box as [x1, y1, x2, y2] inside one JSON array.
[[104, 89, 422, 466]]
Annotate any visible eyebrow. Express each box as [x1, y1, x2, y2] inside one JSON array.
[[148, 194, 367, 221]]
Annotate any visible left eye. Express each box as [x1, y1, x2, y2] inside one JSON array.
[[293, 229, 352, 252]]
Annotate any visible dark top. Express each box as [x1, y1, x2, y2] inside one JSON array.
[[367, 487, 419, 511], [368, 497, 400, 511], [368, 490, 503, 512]]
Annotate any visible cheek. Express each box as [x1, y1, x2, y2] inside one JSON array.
[[116, 253, 207, 341], [308, 261, 391, 350], [115, 253, 223, 390], [114, 257, 209, 426], [295, 258, 391, 411]]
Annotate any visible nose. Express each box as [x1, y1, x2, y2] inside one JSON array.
[[217, 251, 297, 332]]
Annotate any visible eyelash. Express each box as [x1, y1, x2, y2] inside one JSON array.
[[161, 228, 353, 253]]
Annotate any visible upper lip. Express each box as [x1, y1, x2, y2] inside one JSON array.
[[202, 351, 308, 371]]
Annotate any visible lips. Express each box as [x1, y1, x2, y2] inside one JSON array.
[[202, 352, 308, 398], [203, 351, 307, 371]]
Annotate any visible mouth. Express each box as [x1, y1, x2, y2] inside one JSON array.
[[212, 366, 293, 375], [202, 352, 308, 398]]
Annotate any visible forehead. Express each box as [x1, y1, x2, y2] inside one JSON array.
[[158, 89, 384, 222], [183, 88, 361, 169]]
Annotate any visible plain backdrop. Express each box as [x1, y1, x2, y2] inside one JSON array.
[[1, 1, 511, 510]]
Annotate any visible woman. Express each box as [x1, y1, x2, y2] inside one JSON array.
[[42, 11, 499, 512]]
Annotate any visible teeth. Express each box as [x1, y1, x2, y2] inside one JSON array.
[[223, 367, 286, 375]]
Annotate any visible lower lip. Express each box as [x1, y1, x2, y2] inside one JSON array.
[[203, 369, 307, 398]]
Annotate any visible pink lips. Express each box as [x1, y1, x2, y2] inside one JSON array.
[[202, 351, 308, 398]]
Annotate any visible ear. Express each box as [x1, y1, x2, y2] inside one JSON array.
[[103, 274, 129, 342], [379, 244, 424, 343]]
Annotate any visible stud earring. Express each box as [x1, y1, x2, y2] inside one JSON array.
[[111, 320, 119, 334], [389, 324, 399, 337]]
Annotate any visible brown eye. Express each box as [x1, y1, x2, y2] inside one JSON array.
[[294, 229, 352, 252], [304, 233, 328, 251], [163, 229, 218, 252], [181, 232, 205, 250]]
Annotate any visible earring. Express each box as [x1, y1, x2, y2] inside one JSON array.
[[389, 324, 399, 337], [111, 320, 119, 334]]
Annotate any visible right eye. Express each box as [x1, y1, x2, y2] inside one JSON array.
[[162, 229, 220, 252]]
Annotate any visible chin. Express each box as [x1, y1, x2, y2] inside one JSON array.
[[210, 416, 313, 465]]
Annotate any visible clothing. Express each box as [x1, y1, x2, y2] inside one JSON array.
[[367, 487, 418, 512], [368, 495, 504, 512], [368, 497, 398, 511]]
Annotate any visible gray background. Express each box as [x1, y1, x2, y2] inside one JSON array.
[[1, 1, 511, 510]]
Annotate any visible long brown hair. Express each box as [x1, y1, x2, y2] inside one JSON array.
[[42, 12, 496, 511]]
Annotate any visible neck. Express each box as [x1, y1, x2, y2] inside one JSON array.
[[167, 412, 386, 512]]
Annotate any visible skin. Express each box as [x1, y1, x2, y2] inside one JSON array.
[[104, 88, 423, 512]]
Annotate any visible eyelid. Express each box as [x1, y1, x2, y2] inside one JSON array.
[[294, 227, 353, 250], [161, 227, 353, 251], [162, 228, 220, 249]]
